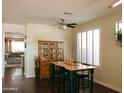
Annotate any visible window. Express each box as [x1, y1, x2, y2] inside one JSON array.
[[77, 33, 81, 61], [116, 21, 122, 32], [11, 41, 24, 52], [115, 21, 122, 46], [77, 28, 101, 66]]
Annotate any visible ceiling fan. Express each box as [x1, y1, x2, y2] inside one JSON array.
[[57, 18, 77, 30]]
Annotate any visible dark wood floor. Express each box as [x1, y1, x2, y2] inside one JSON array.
[[2, 67, 120, 93]]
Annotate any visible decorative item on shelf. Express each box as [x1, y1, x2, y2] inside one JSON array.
[[115, 29, 122, 47]]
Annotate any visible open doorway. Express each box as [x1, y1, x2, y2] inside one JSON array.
[[4, 34, 25, 78]]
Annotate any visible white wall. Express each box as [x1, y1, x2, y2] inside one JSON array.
[[2, 33, 5, 78], [72, 11, 122, 92], [0, 17, 3, 93], [0, 1, 3, 91], [25, 23, 72, 77], [3, 23, 25, 33]]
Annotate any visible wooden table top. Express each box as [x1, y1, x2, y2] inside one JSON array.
[[50, 61, 96, 71]]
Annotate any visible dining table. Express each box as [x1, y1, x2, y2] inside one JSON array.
[[50, 61, 96, 93]]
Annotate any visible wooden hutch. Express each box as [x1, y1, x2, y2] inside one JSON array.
[[38, 40, 64, 78]]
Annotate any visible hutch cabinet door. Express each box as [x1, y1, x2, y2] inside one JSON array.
[[49, 41, 57, 61], [56, 42, 64, 61], [38, 41, 50, 61]]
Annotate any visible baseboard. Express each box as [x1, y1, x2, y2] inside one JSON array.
[[25, 74, 35, 78], [94, 79, 122, 93]]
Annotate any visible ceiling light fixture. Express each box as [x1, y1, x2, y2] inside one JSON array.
[[109, 0, 122, 8]]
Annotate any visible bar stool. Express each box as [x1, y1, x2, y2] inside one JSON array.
[[49, 64, 80, 93], [49, 64, 60, 89], [76, 63, 90, 93], [58, 67, 80, 93]]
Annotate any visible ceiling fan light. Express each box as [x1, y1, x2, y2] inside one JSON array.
[[63, 25, 67, 30]]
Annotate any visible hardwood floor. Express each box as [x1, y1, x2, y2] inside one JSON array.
[[2, 67, 120, 93]]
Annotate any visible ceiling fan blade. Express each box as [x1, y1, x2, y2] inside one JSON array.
[[67, 23, 77, 25], [109, 0, 122, 8], [56, 18, 77, 29], [67, 25, 75, 28]]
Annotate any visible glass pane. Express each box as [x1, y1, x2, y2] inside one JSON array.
[[94, 29, 100, 66], [49, 42, 56, 60], [77, 33, 81, 62], [57, 43, 63, 48], [50, 48, 56, 60], [43, 48, 48, 59], [41, 42, 49, 61], [118, 21, 122, 30], [57, 54, 63, 61], [57, 42, 64, 61], [116, 21, 122, 33], [81, 32, 86, 63], [87, 31, 92, 64]]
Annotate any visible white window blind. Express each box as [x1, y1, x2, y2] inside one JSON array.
[[77, 33, 81, 62], [81, 32, 86, 63], [94, 29, 100, 66], [87, 31, 92, 64]]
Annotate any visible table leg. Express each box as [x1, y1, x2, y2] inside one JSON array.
[[50, 64, 54, 89], [89, 69, 94, 93], [70, 71, 73, 93]]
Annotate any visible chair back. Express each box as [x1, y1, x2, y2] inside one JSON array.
[[35, 57, 40, 68], [82, 63, 91, 66]]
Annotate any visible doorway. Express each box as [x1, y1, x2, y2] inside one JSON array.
[[4, 36, 25, 78]]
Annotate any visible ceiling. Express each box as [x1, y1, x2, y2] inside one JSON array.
[[3, 0, 122, 25]]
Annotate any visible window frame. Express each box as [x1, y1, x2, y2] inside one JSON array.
[[77, 28, 101, 68]]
